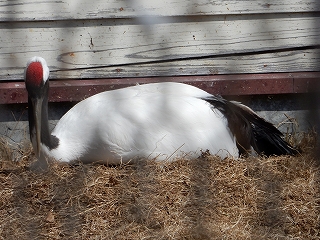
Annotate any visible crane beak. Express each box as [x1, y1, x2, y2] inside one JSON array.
[[31, 98, 43, 158]]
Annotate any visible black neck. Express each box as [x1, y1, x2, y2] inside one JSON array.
[[28, 84, 59, 151]]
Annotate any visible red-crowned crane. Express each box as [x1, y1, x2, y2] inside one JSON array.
[[25, 56, 297, 164]]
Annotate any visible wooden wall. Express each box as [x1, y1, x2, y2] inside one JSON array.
[[0, 0, 320, 103]]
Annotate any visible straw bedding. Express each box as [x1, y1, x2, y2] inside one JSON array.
[[0, 133, 319, 239]]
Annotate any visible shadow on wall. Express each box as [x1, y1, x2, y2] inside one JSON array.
[[0, 102, 74, 153]]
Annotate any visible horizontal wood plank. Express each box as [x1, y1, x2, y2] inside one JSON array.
[[0, 0, 319, 21], [2, 49, 320, 80], [1, 72, 319, 104], [59, 49, 320, 78], [1, 16, 319, 80]]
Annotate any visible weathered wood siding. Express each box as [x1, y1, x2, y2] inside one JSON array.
[[0, 0, 319, 81]]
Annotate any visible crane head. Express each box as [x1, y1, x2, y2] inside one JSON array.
[[25, 56, 49, 98]]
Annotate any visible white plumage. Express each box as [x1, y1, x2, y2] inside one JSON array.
[[48, 82, 238, 163], [25, 56, 296, 164]]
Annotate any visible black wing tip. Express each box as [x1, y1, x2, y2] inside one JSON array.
[[257, 137, 299, 157], [251, 119, 299, 157], [203, 96, 299, 158]]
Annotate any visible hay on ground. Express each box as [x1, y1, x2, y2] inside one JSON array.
[[0, 134, 319, 239]]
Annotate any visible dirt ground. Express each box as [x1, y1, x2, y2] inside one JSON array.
[[0, 133, 319, 240]]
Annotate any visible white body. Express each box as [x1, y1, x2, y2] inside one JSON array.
[[41, 82, 238, 164]]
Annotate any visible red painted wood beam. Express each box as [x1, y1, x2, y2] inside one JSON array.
[[0, 72, 319, 104]]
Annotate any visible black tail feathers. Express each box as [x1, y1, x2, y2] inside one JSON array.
[[204, 96, 298, 157]]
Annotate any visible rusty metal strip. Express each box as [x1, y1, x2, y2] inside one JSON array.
[[1, 72, 319, 104]]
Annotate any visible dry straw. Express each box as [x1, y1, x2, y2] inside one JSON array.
[[0, 132, 319, 239]]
